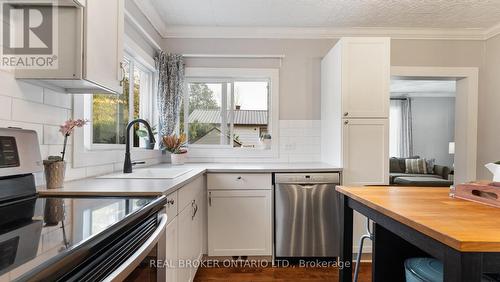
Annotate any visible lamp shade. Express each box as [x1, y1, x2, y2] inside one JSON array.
[[449, 142, 455, 155]]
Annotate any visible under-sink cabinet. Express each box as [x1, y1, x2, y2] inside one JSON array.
[[207, 173, 272, 256]]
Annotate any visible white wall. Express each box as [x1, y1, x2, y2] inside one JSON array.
[[478, 33, 500, 179], [411, 97, 455, 167]]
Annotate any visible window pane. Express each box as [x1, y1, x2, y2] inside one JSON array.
[[92, 60, 130, 144], [186, 83, 226, 145], [132, 66, 141, 147], [233, 81, 269, 148]]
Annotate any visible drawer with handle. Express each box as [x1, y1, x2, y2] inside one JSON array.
[[178, 175, 205, 210], [208, 173, 272, 190]]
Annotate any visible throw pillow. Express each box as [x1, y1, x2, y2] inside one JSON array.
[[390, 157, 404, 173], [405, 158, 427, 174], [397, 156, 420, 172], [425, 158, 436, 174]]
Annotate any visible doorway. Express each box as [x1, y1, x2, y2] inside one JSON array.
[[390, 67, 479, 185], [389, 79, 456, 186]]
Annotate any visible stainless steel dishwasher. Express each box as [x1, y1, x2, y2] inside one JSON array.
[[274, 172, 341, 261]]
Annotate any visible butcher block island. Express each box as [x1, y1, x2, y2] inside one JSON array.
[[336, 186, 500, 282]]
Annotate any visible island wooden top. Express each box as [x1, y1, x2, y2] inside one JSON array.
[[336, 186, 500, 252]]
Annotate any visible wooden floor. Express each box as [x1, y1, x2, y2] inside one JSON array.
[[194, 262, 372, 282]]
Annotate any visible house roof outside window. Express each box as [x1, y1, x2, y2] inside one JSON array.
[[188, 109, 268, 125]]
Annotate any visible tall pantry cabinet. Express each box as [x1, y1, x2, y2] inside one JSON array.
[[321, 37, 390, 253]]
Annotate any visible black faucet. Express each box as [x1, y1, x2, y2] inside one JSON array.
[[123, 119, 156, 173]]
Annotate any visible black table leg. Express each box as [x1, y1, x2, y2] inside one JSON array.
[[444, 249, 482, 282], [372, 223, 429, 282], [339, 194, 353, 282]]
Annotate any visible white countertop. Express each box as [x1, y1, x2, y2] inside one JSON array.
[[37, 162, 341, 197]]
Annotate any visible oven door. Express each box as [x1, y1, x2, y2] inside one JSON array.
[[105, 213, 167, 282]]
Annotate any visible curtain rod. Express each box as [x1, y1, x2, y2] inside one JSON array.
[[182, 54, 286, 59]]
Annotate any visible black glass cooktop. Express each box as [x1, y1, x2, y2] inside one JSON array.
[[0, 196, 156, 280]]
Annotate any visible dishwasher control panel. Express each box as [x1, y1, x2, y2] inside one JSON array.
[[274, 173, 340, 184]]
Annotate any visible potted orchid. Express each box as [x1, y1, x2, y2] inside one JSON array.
[[43, 119, 87, 189], [163, 134, 187, 165]]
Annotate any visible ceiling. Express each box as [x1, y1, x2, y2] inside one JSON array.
[[390, 79, 456, 97], [136, 0, 500, 39]]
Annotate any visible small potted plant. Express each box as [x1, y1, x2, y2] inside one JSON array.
[[163, 134, 187, 165], [260, 133, 272, 149], [44, 119, 87, 189], [136, 124, 158, 149]]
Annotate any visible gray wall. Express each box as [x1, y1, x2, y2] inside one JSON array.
[[164, 38, 486, 120], [411, 97, 455, 168], [163, 37, 490, 175]]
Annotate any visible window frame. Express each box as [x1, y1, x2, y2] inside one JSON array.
[[183, 67, 279, 160], [73, 40, 160, 168], [86, 54, 154, 151]]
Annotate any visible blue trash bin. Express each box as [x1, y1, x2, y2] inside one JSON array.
[[405, 258, 443, 282], [405, 258, 495, 282]]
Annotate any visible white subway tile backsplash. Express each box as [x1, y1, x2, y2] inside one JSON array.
[[86, 164, 114, 177], [0, 70, 44, 103], [280, 127, 303, 137], [43, 125, 68, 145], [279, 120, 321, 163], [12, 99, 68, 125], [43, 88, 72, 109], [303, 126, 321, 137], [64, 165, 87, 181], [0, 119, 43, 143]]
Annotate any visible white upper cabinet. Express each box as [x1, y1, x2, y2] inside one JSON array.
[[325, 37, 390, 119], [14, 0, 124, 94], [84, 0, 123, 94]]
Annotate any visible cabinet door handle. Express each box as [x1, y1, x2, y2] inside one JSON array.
[[236, 176, 242, 180], [344, 120, 349, 125], [208, 192, 212, 207], [166, 199, 175, 206], [191, 200, 198, 220], [343, 112, 349, 117]]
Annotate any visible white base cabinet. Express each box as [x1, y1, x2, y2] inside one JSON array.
[[208, 190, 272, 256], [164, 175, 206, 282], [165, 217, 178, 282], [207, 173, 272, 257]]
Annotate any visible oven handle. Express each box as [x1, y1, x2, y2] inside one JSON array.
[[103, 214, 168, 282]]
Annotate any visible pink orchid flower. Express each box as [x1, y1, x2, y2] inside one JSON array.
[[59, 119, 88, 136]]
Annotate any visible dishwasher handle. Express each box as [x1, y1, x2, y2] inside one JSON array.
[[274, 173, 340, 185]]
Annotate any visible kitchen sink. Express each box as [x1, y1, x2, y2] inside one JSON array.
[[97, 168, 193, 179]]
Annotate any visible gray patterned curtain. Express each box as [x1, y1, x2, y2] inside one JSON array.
[[401, 98, 413, 157], [155, 52, 184, 143]]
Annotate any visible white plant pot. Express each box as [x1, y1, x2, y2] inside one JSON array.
[[171, 153, 187, 165], [260, 139, 272, 150]]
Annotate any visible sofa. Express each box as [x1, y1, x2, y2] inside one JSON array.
[[390, 157, 451, 186]]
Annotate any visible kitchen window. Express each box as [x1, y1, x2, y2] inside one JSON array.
[[181, 68, 279, 159], [86, 54, 154, 150]]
